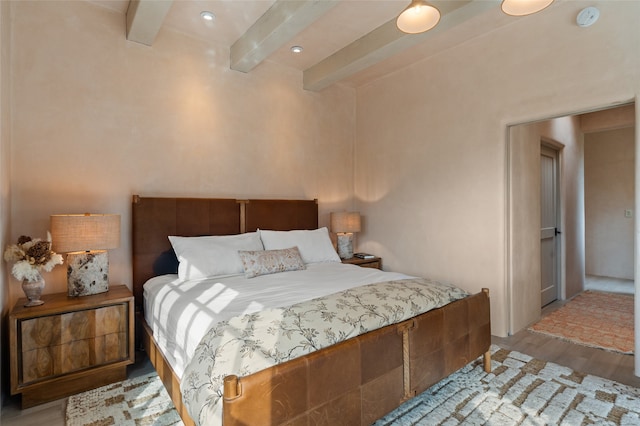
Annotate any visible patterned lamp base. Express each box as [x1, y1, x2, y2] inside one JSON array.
[[337, 233, 354, 259], [67, 250, 109, 296]]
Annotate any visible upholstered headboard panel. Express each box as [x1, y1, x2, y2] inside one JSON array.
[[244, 199, 318, 232], [131, 195, 318, 310]]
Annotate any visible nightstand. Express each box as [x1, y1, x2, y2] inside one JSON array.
[[342, 256, 382, 270], [9, 285, 134, 408]]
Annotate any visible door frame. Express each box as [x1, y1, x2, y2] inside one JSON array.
[[540, 140, 565, 304]]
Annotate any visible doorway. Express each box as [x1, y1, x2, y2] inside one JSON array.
[[540, 144, 560, 307], [506, 102, 635, 336], [506, 101, 638, 376]]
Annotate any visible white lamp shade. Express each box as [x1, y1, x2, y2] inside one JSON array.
[[50, 214, 120, 253], [396, 0, 440, 34], [330, 212, 361, 234], [501, 0, 554, 16]]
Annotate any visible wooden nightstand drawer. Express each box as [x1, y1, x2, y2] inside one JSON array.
[[10, 285, 134, 407], [342, 256, 382, 270], [20, 303, 129, 384], [358, 260, 381, 269]]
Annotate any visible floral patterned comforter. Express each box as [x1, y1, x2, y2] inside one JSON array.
[[181, 278, 468, 425]]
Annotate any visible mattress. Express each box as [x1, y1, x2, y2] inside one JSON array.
[[143, 262, 412, 378]]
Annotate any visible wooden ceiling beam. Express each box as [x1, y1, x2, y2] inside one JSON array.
[[126, 0, 173, 46], [231, 0, 338, 73], [303, 0, 498, 91]]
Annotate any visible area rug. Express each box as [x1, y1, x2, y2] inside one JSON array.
[[375, 346, 640, 425], [528, 290, 634, 354], [65, 371, 183, 425], [67, 346, 640, 425]]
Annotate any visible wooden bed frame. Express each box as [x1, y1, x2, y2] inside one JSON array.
[[132, 195, 491, 426]]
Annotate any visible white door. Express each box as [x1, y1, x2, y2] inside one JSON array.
[[540, 146, 559, 307]]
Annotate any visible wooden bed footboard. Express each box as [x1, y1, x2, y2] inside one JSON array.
[[222, 289, 491, 426]]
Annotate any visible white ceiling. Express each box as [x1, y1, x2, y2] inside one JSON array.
[[87, 0, 549, 90]]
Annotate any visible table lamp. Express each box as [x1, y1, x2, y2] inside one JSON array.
[[50, 213, 120, 296], [330, 211, 361, 259]]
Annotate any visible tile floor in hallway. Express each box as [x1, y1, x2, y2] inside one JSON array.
[[585, 274, 634, 295]]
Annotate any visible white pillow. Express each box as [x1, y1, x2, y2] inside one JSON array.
[[238, 247, 306, 278], [168, 232, 263, 281], [258, 227, 341, 264]]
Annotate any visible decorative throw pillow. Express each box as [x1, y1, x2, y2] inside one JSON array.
[[258, 227, 341, 264], [238, 247, 306, 278], [168, 232, 263, 281]]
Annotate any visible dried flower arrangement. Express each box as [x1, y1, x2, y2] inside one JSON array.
[[4, 235, 64, 282]]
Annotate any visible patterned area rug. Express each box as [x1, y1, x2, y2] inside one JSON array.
[[67, 346, 640, 426], [375, 346, 640, 425], [65, 372, 183, 425], [528, 290, 634, 354]]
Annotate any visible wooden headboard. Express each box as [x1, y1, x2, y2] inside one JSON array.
[[131, 195, 318, 311]]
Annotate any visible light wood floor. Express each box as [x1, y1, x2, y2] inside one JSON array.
[[494, 275, 638, 388], [2, 278, 637, 424]]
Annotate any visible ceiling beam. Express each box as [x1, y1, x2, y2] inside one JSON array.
[[231, 0, 338, 73], [126, 0, 173, 46], [303, 0, 499, 91]]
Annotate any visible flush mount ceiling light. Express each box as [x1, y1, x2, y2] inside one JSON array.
[[200, 11, 215, 21], [396, 0, 441, 34], [501, 0, 554, 16], [290, 45, 304, 54]]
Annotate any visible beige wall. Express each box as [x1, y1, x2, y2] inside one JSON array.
[[507, 122, 545, 333], [1, 0, 11, 404], [581, 104, 636, 133], [355, 0, 640, 336], [6, 1, 356, 305], [585, 127, 635, 280]]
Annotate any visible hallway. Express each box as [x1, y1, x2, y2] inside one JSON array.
[[585, 274, 634, 295]]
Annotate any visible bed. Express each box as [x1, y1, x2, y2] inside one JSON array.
[[132, 195, 491, 426]]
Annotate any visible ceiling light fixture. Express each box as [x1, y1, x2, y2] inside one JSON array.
[[576, 6, 599, 27], [290, 45, 304, 54], [501, 0, 554, 16], [200, 11, 215, 21], [396, 0, 441, 34]]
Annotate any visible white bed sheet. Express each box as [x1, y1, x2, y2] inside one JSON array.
[[143, 262, 412, 378]]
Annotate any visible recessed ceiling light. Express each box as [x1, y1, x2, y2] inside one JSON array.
[[200, 11, 215, 22], [290, 46, 303, 54]]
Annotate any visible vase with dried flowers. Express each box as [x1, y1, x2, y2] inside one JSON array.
[[4, 235, 63, 307]]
